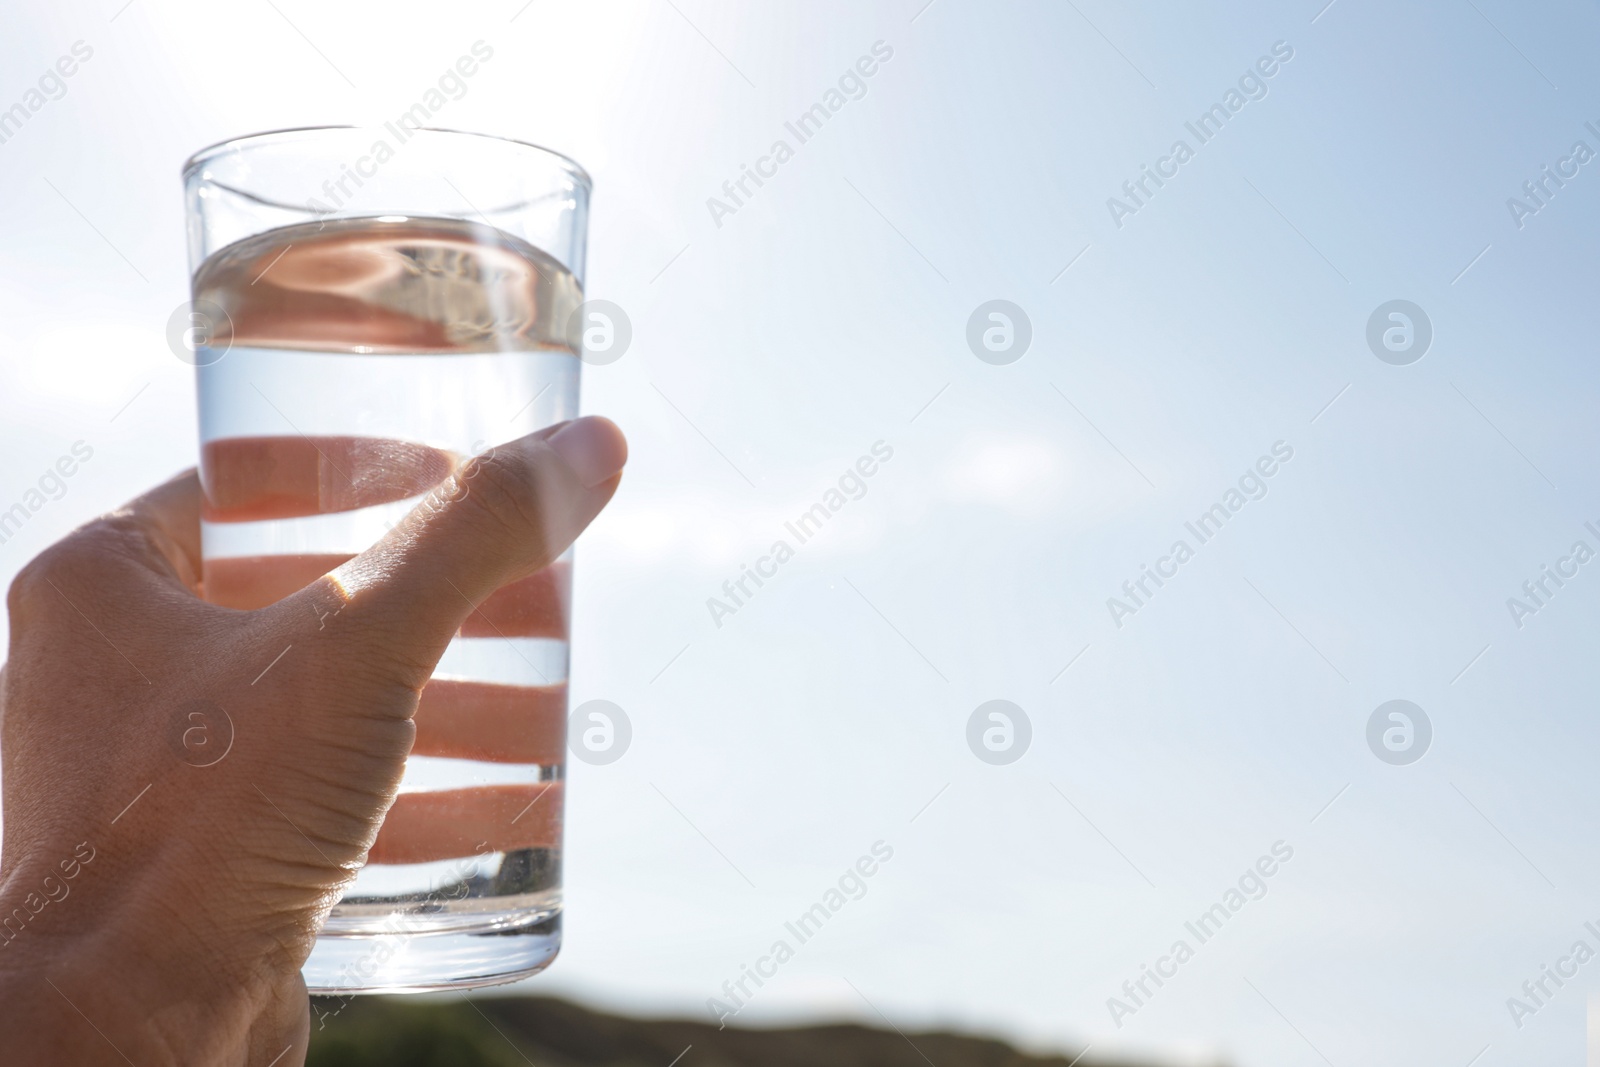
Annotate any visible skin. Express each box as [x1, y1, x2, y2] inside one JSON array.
[[0, 416, 627, 1065]]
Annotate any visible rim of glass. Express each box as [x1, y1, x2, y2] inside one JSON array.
[[181, 125, 593, 191]]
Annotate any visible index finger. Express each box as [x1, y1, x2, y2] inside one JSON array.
[[106, 468, 204, 592]]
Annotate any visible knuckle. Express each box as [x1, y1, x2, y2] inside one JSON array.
[[6, 556, 47, 618], [8, 537, 92, 615], [348, 634, 439, 696], [6, 517, 154, 616], [450, 448, 556, 556]]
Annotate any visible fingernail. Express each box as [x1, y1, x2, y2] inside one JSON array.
[[548, 416, 628, 489]]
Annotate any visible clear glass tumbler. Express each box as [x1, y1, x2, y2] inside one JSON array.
[[182, 126, 590, 993]]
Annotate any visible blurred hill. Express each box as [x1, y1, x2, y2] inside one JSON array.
[[306, 995, 1156, 1067]]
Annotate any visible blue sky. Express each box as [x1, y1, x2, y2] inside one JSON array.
[[3, 2, 1600, 1064]]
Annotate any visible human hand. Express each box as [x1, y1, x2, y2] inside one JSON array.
[[0, 417, 626, 1065]]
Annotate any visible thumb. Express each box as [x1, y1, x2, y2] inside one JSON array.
[[308, 416, 626, 680]]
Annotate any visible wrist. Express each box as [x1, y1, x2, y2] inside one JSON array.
[[0, 878, 302, 1065]]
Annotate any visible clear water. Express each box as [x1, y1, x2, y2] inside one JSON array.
[[192, 217, 582, 991]]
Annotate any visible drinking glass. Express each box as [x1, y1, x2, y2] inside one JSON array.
[[182, 126, 590, 992]]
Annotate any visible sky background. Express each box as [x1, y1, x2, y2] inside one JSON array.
[[3, 1, 1600, 1064]]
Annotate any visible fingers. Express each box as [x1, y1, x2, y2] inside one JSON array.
[[459, 562, 570, 639], [367, 783, 562, 865], [204, 556, 570, 641], [200, 436, 456, 522], [204, 553, 352, 610], [316, 417, 625, 680], [409, 680, 566, 763]]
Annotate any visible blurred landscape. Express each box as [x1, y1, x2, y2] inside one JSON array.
[[306, 996, 1155, 1067]]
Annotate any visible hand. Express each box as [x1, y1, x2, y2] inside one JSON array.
[[0, 417, 627, 1066]]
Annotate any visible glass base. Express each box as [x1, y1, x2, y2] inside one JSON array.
[[303, 911, 561, 995]]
